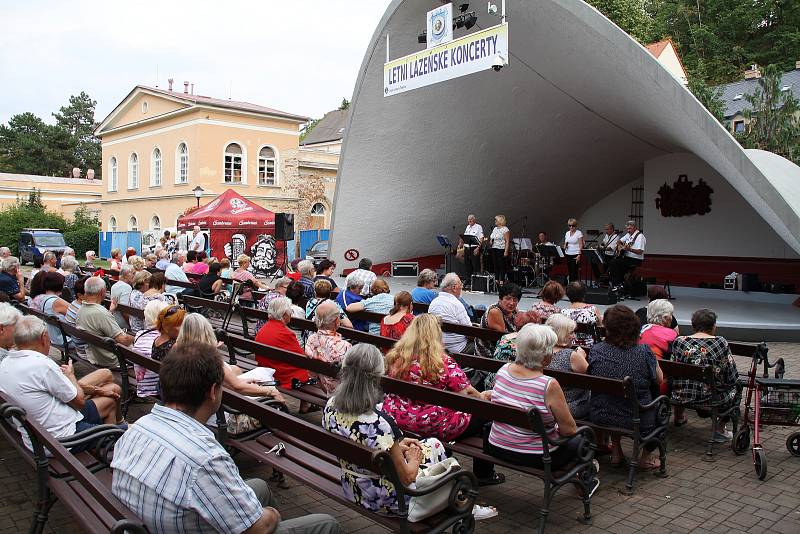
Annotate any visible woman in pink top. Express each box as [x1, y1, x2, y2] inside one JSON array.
[[639, 299, 677, 396], [383, 314, 504, 485]]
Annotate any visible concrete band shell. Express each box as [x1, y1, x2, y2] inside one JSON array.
[[331, 0, 800, 265]]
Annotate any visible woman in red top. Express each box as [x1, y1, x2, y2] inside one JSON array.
[[255, 295, 310, 389], [380, 291, 414, 341], [639, 299, 677, 396]]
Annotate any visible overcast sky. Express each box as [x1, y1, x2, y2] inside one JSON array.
[[0, 0, 393, 125]]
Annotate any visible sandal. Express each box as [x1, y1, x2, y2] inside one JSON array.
[[473, 504, 499, 520], [477, 472, 506, 486]]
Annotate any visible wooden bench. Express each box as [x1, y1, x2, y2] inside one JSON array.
[[112, 342, 479, 534], [0, 393, 147, 534]]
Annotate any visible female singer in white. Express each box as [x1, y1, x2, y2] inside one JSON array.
[[563, 218, 584, 283], [489, 214, 511, 287]]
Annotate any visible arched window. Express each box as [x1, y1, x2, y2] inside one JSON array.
[[128, 216, 138, 231], [109, 216, 117, 232], [176, 142, 188, 184], [128, 153, 139, 189], [224, 143, 244, 183], [258, 146, 276, 186], [150, 215, 161, 231], [151, 147, 162, 186], [108, 157, 118, 192], [310, 202, 326, 215]]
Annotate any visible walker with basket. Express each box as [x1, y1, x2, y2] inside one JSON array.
[[731, 344, 800, 479]]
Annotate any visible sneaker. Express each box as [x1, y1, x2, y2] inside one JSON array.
[[713, 430, 733, 443], [473, 504, 499, 520]]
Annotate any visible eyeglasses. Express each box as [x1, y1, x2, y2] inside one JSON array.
[[568, 224, 576, 228]]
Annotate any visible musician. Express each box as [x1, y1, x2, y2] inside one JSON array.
[[489, 215, 511, 287], [591, 223, 619, 282], [536, 232, 555, 279], [458, 214, 484, 288], [537, 232, 552, 246], [609, 220, 646, 286], [563, 218, 584, 283]]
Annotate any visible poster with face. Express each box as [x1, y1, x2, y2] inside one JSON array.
[[213, 229, 284, 276]]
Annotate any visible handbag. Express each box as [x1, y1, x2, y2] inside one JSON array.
[[407, 457, 461, 522]]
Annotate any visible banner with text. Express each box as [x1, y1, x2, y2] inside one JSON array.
[[384, 23, 508, 97]]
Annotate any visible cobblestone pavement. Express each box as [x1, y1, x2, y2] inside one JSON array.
[[2, 343, 799, 533]]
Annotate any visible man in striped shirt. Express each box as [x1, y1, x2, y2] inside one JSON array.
[[111, 342, 340, 534]]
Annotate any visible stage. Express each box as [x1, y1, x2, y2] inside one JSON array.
[[336, 276, 800, 343]]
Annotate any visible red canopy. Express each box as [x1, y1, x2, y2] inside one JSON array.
[[177, 189, 275, 231]]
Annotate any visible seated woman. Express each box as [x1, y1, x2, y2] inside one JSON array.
[[198, 262, 224, 297], [383, 314, 503, 486], [313, 259, 339, 293], [476, 283, 521, 358], [233, 254, 268, 303], [380, 291, 414, 341], [670, 309, 739, 441], [482, 311, 539, 390], [193, 251, 210, 275], [60, 255, 80, 294], [305, 279, 352, 327], [322, 344, 450, 515], [345, 278, 393, 336], [182, 250, 198, 273], [484, 324, 592, 473], [305, 300, 352, 394], [132, 300, 171, 398], [588, 305, 663, 469], [639, 299, 678, 396], [545, 314, 590, 419], [560, 281, 602, 347], [109, 248, 123, 271], [336, 277, 368, 332], [151, 305, 186, 362], [31, 271, 71, 349], [635, 286, 678, 331], [531, 280, 565, 322]]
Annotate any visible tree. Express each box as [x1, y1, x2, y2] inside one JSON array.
[[688, 61, 726, 124], [300, 118, 321, 142], [53, 92, 102, 176], [0, 112, 75, 176], [338, 98, 350, 110], [739, 64, 800, 164], [587, 0, 652, 42]]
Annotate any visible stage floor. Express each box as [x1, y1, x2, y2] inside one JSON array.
[[337, 277, 800, 342]]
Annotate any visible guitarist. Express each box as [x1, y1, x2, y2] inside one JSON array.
[[592, 223, 620, 283], [609, 220, 646, 286]]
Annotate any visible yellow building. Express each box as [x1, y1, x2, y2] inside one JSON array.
[[0, 172, 102, 217], [95, 84, 336, 238]]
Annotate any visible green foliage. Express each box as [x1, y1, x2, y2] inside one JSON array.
[[300, 118, 321, 142], [587, 0, 652, 42], [53, 91, 102, 177], [63, 226, 99, 257], [688, 61, 727, 123], [738, 64, 800, 164], [338, 98, 350, 110]]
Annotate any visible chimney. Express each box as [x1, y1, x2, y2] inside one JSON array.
[[168, 78, 174, 91], [744, 64, 761, 80], [183, 80, 189, 94], [190, 83, 194, 95]]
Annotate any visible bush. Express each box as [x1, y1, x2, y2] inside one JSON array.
[[63, 226, 98, 257]]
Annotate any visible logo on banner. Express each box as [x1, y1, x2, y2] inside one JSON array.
[[223, 233, 280, 276], [229, 198, 254, 215], [427, 3, 453, 49]]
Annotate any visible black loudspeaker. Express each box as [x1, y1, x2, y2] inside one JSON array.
[[274, 213, 294, 241], [741, 273, 760, 292], [584, 288, 618, 305]]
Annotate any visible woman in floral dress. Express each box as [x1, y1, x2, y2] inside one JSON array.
[[560, 281, 602, 347]]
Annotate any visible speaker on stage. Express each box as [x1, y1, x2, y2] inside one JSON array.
[[274, 213, 295, 241], [584, 288, 618, 305]]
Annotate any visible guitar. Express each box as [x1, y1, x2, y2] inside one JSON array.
[[615, 231, 639, 258]]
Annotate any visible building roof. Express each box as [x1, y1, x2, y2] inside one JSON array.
[[0, 172, 102, 185], [300, 109, 349, 146], [140, 85, 310, 122], [714, 68, 800, 119], [645, 39, 670, 58]]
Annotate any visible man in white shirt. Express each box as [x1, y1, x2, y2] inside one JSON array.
[[165, 251, 190, 294], [428, 273, 473, 354], [0, 315, 122, 451], [458, 214, 484, 288], [190, 226, 205, 252], [110, 264, 135, 329], [610, 220, 646, 285], [592, 223, 620, 283]]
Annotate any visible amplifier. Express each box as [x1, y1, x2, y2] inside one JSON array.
[[584, 288, 618, 305], [471, 274, 496, 294], [391, 261, 418, 277]]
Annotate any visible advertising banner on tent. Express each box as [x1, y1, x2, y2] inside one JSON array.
[[210, 229, 285, 277], [383, 23, 508, 97]]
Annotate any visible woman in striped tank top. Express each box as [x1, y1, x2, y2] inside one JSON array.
[[484, 324, 585, 470]]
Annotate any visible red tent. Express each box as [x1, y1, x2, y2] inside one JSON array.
[[177, 189, 283, 275]]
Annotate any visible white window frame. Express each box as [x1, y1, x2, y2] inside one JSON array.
[[108, 157, 118, 192], [257, 145, 278, 186], [128, 215, 138, 231], [310, 202, 326, 215], [128, 152, 139, 189], [109, 216, 117, 232], [733, 120, 745, 134], [223, 141, 247, 184], [175, 142, 189, 184], [150, 146, 162, 187], [150, 214, 161, 231]]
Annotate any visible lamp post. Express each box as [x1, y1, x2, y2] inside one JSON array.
[[193, 186, 204, 207]]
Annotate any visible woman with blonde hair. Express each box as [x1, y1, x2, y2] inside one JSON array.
[[109, 248, 122, 271], [488, 214, 511, 286], [545, 313, 590, 418], [233, 254, 267, 302], [128, 255, 146, 272], [383, 313, 504, 486], [563, 218, 584, 283]]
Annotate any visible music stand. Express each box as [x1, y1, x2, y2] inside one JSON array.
[[460, 234, 481, 248], [582, 248, 604, 285], [436, 235, 453, 274], [536, 244, 563, 259]]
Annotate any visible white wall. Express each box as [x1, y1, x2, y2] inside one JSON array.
[[579, 178, 641, 237]]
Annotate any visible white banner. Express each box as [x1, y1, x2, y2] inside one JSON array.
[[384, 23, 508, 98], [426, 2, 453, 49]]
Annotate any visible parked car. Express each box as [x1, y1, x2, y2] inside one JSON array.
[[305, 240, 329, 262], [19, 228, 68, 265]]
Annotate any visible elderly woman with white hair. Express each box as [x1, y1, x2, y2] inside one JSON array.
[[59, 255, 80, 292], [336, 274, 368, 332], [84, 250, 97, 269], [545, 314, 590, 418], [296, 259, 316, 300], [484, 324, 587, 471], [305, 300, 352, 394], [0, 256, 26, 302], [639, 299, 678, 397]]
